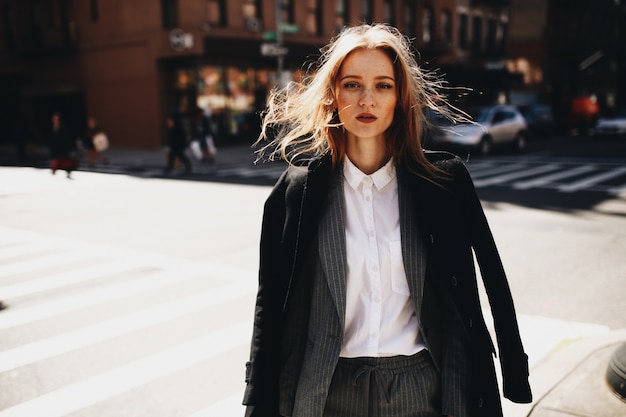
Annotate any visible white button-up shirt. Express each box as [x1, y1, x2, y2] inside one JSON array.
[[340, 157, 425, 358]]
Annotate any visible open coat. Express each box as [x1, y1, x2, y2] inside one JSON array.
[[243, 151, 532, 417]]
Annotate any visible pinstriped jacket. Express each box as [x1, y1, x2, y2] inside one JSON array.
[[243, 151, 532, 417]]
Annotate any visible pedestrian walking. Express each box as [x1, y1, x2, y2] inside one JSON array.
[[82, 116, 109, 167], [164, 114, 192, 175], [49, 112, 78, 178], [190, 106, 217, 164], [243, 24, 531, 417]]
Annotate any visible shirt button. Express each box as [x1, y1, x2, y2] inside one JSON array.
[[450, 276, 458, 286]]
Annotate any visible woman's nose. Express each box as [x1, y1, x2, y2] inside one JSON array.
[[359, 88, 375, 107]]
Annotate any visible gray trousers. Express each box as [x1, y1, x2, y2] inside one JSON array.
[[323, 350, 441, 417]]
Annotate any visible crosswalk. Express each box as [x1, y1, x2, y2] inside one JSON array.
[[466, 157, 626, 195], [0, 225, 256, 417], [81, 155, 626, 195], [0, 223, 612, 416], [203, 157, 626, 195]]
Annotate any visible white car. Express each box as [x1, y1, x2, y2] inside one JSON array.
[[594, 111, 626, 137], [430, 105, 529, 155]]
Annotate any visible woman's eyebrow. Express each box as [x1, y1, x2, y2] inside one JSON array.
[[339, 75, 395, 81]]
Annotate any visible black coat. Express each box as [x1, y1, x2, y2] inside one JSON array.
[[49, 125, 75, 159], [244, 151, 532, 416]]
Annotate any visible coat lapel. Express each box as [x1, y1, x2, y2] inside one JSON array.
[[397, 169, 428, 318], [316, 168, 347, 328]]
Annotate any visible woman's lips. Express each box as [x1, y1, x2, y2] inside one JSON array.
[[356, 113, 377, 123]]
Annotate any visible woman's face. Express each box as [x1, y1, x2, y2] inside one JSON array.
[[335, 48, 397, 143]]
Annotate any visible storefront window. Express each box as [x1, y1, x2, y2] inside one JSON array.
[[170, 65, 275, 143]]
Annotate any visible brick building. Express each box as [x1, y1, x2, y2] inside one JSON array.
[[0, 0, 512, 149]]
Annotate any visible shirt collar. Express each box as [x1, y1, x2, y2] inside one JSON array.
[[343, 156, 396, 191]]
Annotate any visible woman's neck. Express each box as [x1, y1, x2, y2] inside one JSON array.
[[345, 135, 390, 175]]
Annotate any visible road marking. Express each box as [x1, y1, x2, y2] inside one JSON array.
[[0, 242, 55, 262], [473, 164, 560, 187], [558, 166, 626, 192], [607, 182, 626, 196], [0, 268, 197, 330], [467, 163, 529, 179], [0, 282, 254, 373], [188, 393, 244, 417], [0, 249, 103, 278], [0, 320, 252, 417], [512, 165, 597, 190], [0, 258, 141, 299]]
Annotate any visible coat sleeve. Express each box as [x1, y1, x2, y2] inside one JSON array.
[[243, 170, 289, 414], [449, 157, 532, 404]]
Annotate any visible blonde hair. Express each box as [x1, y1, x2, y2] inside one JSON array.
[[256, 24, 460, 179]]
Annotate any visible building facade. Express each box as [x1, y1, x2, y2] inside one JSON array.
[[0, 0, 512, 149]]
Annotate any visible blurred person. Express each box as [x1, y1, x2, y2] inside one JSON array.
[[49, 112, 78, 178], [82, 116, 109, 167], [191, 106, 217, 164], [164, 114, 192, 175], [243, 24, 531, 417]]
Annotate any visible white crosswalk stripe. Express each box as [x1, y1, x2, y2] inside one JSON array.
[[472, 164, 561, 187], [512, 165, 597, 190], [557, 166, 626, 193]]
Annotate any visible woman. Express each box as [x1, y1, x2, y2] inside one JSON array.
[[82, 116, 108, 167], [244, 24, 531, 417], [49, 112, 77, 178], [165, 114, 192, 175]]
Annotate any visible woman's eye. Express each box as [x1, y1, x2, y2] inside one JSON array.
[[378, 83, 394, 89], [343, 82, 359, 89]]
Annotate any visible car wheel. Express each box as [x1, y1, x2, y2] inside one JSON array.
[[478, 136, 492, 156], [513, 132, 527, 152]]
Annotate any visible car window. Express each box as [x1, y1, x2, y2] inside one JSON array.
[[493, 111, 507, 124], [469, 108, 490, 123]]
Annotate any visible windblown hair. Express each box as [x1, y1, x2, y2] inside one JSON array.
[[256, 24, 462, 179]]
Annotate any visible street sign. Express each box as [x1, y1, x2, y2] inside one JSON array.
[[261, 43, 288, 57], [169, 29, 193, 51], [279, 23, 299, 34]]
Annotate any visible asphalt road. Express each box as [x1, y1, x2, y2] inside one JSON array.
[[0, 133, 625, 416]]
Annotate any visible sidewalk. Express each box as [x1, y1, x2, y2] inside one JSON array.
[[516, 329, 626, 417], [0, 142, 268, 174]]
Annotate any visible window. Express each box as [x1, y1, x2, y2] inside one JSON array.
[[441, 9, 451, 47], [404, 1, 415, 39], [161, 0, 178, 29], [422, 5, 434, 45], [242, 0, 262, 31], [90, 0, 98, 22], [306, 0, 322, 36], [499, 22, 508, 55], [361, 0, 373, 24], [486, 18, 497, 53], [2, 5, 15, 52], [472, 15, 483, 52], [335, 0, 349, 32], [384, 0, 395, 26], [280, 0, 295, 25], [29, 0, 43, 49], [205, 0, 226, 27], [458, 12, 468, 49]]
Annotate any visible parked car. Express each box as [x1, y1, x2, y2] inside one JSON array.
[[593, 111, 626, 137], [429, 105, 529, 155], [519, 104, 557, 138]]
